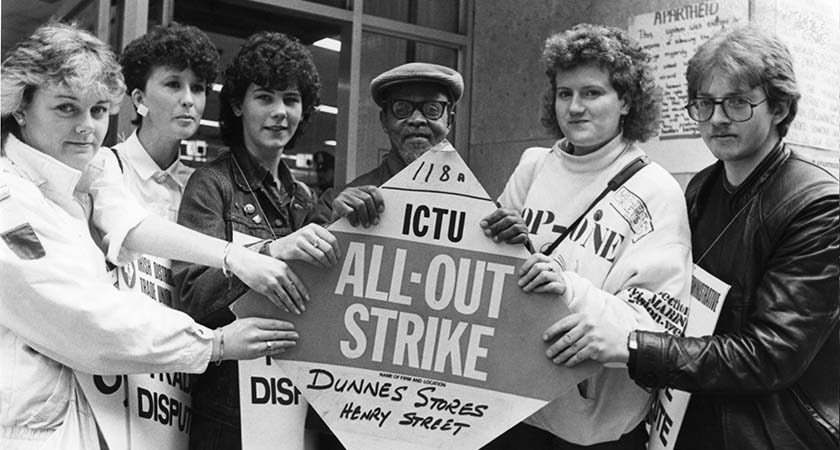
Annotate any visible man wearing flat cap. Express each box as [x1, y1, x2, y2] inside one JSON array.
[[315, 62, 464, 227]]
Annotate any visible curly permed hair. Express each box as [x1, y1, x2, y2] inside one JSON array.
[[219, 31, 320, 149], [540, 23, 662, 142], [1, 22, 125, 143], [120, 22, 220, 125], [686, 26, 799, 138]]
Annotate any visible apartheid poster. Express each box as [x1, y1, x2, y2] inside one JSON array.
[[78, 255, 192, 450], [647, 264, 729, 449], [232, 146, 600, 450]]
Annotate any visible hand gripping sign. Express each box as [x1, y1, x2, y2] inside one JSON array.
[[232, 145, 600, 450]]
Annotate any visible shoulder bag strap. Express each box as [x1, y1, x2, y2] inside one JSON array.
[[541, 155, 650, 255]]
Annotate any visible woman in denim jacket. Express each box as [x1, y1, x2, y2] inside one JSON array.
[[173, 32, 340, 449]]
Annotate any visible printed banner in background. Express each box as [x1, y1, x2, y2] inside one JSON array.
[[233, 147, 600, 450], [78, 255, 191, 450], [647, 264, 729, 450]]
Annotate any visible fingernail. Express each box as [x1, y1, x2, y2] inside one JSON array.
[[480, 220, 487, 227], [542, 333, 549, 341], [493, 236, 500, 242], [373, 218, 379, 225], [378, 206, 384, 212]]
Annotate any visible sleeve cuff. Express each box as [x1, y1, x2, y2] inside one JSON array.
[[631, 330, 668, 389], [104, 212, 148, 264]]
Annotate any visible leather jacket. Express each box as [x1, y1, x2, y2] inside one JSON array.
[[172, 145, 322, 432], [631, 143, 839, 450]]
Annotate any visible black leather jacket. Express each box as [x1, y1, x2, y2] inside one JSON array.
[[631, 144, 839, 450], [172, 145, 321, 432]]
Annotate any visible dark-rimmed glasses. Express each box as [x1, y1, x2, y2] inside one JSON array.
[[685, 97, 768, 122], [388, 100, 450, 120]]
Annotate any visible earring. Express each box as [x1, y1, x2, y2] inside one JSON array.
[[136, 104, 149, 117], [12, 112, 24, 127]]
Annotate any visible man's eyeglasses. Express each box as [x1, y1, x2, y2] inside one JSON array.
[[388, 100, 450, 120], [685, 97, 768, 122]]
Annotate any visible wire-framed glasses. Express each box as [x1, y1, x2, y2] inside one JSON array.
[[388, 100, 450, 120], [685, 97, 768, 122]]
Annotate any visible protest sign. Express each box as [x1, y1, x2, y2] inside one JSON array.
[[231, 231, 311, 450], [232, 146, 600, 450], [76, 374, 130, 450], [238, 357, 308, 450], [647, 264, 729, 449], [78, 255, 191, 450]]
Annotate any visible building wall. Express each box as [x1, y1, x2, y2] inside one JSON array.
[[467, 0, 840, 198]]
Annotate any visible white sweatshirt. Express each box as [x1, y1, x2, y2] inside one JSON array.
[[498, 135, 692, 445]]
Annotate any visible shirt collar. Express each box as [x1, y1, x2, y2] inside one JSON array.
[[3, 133, 83, 199], [230, 145, 297, 194], [120, 131, 192, 188]]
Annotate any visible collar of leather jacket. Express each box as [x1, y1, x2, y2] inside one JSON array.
[[687, 140, 790, 222]]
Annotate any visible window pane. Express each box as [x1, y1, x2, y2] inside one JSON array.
[[302, 0, 348, 8], [357, 32, 459, 175], [364, 0, 460, 33]]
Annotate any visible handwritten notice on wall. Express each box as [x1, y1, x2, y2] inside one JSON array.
[[628, 1, 748, 139], [233, 145, 600, 450], [775, 0, 840, 153]]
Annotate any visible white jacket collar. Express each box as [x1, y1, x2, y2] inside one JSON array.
[[4, 133, 83, 200]]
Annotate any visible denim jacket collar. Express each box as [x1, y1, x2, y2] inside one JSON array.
[[229, 145, 297, 196]]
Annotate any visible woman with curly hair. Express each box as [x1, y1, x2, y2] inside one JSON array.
[[111, 23, 219, 221], [173, 31, 339, 449], [0, 22, 321, 450], [482, 24, 692, 449]]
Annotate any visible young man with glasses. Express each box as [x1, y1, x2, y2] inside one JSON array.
[[624, 26, 839, 449], [315, 62, 463, 226]]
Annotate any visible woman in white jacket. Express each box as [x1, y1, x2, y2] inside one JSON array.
[[0, 23, 301, 449], [481, 24, 692, 449]]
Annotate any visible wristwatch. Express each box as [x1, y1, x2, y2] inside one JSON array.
[[627, 330, 639, 374]]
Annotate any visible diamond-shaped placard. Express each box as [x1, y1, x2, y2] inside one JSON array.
[[232, 145, 599, 450]]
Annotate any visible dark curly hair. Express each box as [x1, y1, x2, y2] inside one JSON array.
[[687, 26, 799, 138], [119, 22, 219, 125], [219, 31, 320, 149], [540, 23, 662, 142]]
